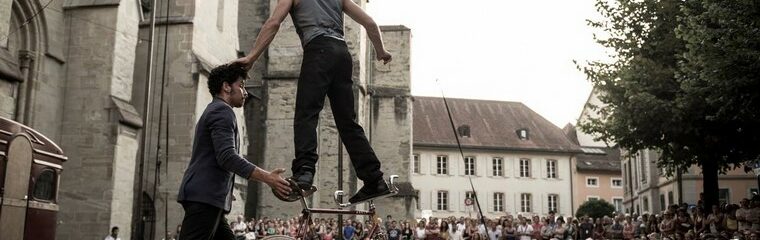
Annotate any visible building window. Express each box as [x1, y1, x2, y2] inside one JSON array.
[[33, 169, 56, 201], [415, 190, 420, 210], [492, 157, 504, 176], [519, 159, 531, 177], [458, 125, 471, 138], [613, 198, 624, 212], [660, 194, 666, 210], [493, 192, 504, 212], [611, 178, 623, 188], [412, 154, 420, 174], [643, 197, 649, 212], [548, 194, 558, 213], [586, 177, 599, 187], [436, 155, 448, 175], [719, 189, 730, 205], [437, 191, 449, 211], [464, 156, 476, 176], [587, 196, 600, 201], [520, 193, 532, 213], [668, 191, 674, 205], [638, 154, 647, 184], [546, 160, 557, 179], [517, 129, 529, 140]]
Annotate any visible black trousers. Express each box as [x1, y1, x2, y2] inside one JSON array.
[[292, 36, 383, 183], [178, 201, 235, 240]]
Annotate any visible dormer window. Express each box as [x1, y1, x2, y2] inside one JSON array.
[[457, 125, 471, 138], [516, 129, 529, 140]]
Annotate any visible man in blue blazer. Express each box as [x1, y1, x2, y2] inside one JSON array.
[[177, 63, 291, 239]]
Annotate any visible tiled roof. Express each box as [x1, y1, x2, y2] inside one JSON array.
[[576, 147, 622, 172], [413, 97, 581, 153]]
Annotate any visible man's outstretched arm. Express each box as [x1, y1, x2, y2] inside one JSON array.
[[342, 0, 392, 64], [235, 0, 294, 70]]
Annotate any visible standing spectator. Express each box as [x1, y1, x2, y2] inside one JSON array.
[[415, 221, 427, 240], [750, 197, 760, 232], [592, 218, 605, 240], [706, 205, 725, 235], [440, 221, 451, 240], [425, 220, 441, 240], [564, 218, 577, 240], [659, 211, 675, 239], [501, 220, 515, 240], [232, 215, 248, 240], [323, 227, 335, 240], [737, 198, 751, 232], [450, 222, 463, 240], [540, 218, 554, 240], [553, 218, 566, 240], [726, 204, 739, 235], [402, 222, 414, 240], [343, 221, 356, 240], [531, 216, 543, 240], [105, 226, 121, 240], [579, 217, 593, 240], [676, 208, 694, 238], [622, 217, 634, 240], [388, 221, 401, 240], [516, 218, 532, 240], [486, 221, 500, 240]]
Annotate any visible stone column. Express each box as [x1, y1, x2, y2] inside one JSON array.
[[57, 1, 141, 239], [367, 25, 414, 219]]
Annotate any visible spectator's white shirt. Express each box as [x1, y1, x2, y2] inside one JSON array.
[[232, 221, 248, 236], [487, 228, 500, 240], [477, 224, 487, 235], [450, 227, 463, 240], [105, 236, 121, 240], [516, 224, 533, 240], [245, 231, 257, 240], [456, 223, 465, 232]]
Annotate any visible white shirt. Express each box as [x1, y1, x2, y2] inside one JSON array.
[[232, 221, 248, 236], [487, 228, 501, 240], [517, 225, 533, 240], [105, 236, 121, 240]]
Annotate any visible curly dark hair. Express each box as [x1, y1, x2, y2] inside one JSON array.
[[208, 63, 249, 96]]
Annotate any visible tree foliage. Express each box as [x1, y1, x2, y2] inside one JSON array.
[[576, 199, 617, 219], [579, 0, 760, 210]]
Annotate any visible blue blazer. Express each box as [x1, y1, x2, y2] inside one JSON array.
[[177, 97, 256, 212]]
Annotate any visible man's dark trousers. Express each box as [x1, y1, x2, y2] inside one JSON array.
[[178, 202, 235, 240], [292, 36, 382, 183]]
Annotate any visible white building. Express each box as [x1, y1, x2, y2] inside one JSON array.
[[412, 97, 581, 219]]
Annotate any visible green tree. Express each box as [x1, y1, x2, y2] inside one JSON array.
[[579, 0, 760, 210], [576, 199, 616, 219]]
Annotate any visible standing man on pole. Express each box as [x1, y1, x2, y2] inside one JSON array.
[[234, 0, 393, 204]]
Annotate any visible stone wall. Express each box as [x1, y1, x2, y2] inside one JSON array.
[[57, 1, 141, 239]]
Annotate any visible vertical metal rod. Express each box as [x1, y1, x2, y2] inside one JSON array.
[[134, 0, 158, 238], [338, 137, 343, 240]]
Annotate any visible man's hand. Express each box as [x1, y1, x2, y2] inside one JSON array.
[[377, 50, 392, 65], [232, 55, 255, 71], [265, 168, 291, 197], [249, 167, 291, 197]]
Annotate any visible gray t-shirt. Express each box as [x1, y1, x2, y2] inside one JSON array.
[[290, 0, 345, 46]]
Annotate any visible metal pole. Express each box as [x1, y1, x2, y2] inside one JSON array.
[[338, 137, 344, 240], [134, 0, 158, 237]]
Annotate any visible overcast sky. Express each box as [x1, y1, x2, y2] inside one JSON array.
[[367, 0, 607, 127]]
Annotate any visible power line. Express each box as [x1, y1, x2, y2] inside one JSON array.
[[0, 0, 55, 43]]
